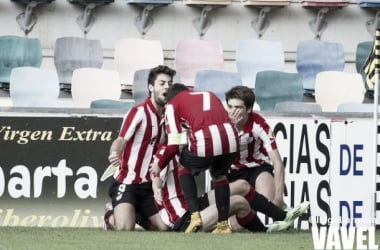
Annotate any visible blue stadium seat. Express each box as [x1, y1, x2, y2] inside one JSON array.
[[296, 40, 345, 95], [236, 39, 284, 89], [193, 70, 242, 102]]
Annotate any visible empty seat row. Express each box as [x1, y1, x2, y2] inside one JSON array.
[[0, 35, 374, 112]]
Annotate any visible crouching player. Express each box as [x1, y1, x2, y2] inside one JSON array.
[[150, 145, 309, 233]]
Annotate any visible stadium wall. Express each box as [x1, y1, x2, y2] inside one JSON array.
[[0, 109, 376, 229], [0, 0, 375, 74]]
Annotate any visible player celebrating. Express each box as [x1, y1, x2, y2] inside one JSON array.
[[162, 83, 239, 233]]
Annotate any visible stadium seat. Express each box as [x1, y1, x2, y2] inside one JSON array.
[[236, 39, 284, 89], [175, 39, 224, 88], [193, 70, 242, 101], [356, 41, 373, 97], [132, 68, 151, 104], [90, 99, 135, 109], [254, 70, 304, 111], [242, 0, 289, 5], [274, 101, 322, 113], [357, 0, 380, 7], [300, 0, 348, 7], [114, 38, 164, 92], [54, 36, 103, 91], [71, 68, 121, 108], [296, 40, 345, 95], [336, 102, 378, 113], [315, 71, 365, 112], [0, 35, 42, 90], [9, 66, 73, 108]]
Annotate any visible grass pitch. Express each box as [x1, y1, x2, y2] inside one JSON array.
[[1, 227, 380, 250], [0, 227, 315, 250]]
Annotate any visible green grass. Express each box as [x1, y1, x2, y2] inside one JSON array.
[[0, 227, 379, 250], [0, 227, 311, 250]]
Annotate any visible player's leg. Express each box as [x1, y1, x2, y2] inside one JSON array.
[[254, 171, 276, 202], [113, 203, 136, 230], [108, 181, 137, 231], [137, 183, 168, 231], [178, 148, 212, 233]]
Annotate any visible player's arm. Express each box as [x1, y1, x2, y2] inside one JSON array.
[[108, 137, 125, 167], [151, 163, 163, 206], [268, 149, 285, 208]]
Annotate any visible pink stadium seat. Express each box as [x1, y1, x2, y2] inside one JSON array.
[[175, 39, 224, 88]]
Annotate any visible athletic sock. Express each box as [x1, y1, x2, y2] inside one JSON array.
[[237, 211, 266, 232], [214, 179, 230, 222], [178, 168, 199, 212], [245, 186, 286, 221]]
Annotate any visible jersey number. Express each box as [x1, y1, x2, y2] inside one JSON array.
[[190, 92, 211, 111]]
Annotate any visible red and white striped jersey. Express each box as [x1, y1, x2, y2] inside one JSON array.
[[155, 147, 187, 228], [230, 112, 278, 171], [165, 90, 239, 157], [114, 98, 166, 184]]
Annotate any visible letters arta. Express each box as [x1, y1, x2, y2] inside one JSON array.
[[0, 125, 113, 144], [0, 159, 98, 199]]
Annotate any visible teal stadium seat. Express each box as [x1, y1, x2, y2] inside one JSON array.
[[296, 40, 345, 95], [193, 70, 242, 101], [356, 41, 373, 97], [0, 35, 42, 89], [90, 99, 135, 109], [54, 36, 103, 91], [236, 39, 284, 89], [255, 70, 304, 111]]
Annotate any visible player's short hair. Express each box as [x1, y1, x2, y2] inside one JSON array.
[[225, 85, 255, 109], [166, 83, 188, 102], [147, 65, 176, 87]]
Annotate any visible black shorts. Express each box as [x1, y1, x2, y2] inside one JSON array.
[[108, 180, 158, 219], [227, 163, 274, 188], [180, 147, 237, 178]]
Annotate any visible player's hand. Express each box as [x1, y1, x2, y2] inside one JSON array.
[[108, 151, 120, 168], [229, 108, 245, 131], [149, 155, 161, 175], [153, 188, 163, 205]]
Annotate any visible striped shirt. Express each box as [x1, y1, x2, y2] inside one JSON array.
[[114, 98, 165, 184], [155, 147, 187, 228], [165, 90, 239, 157], [230, 112, 277, 171]]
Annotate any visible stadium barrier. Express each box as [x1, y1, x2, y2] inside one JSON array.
[[0, 108, 377, 229]]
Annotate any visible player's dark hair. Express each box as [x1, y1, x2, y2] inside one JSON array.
[[225, 86, 255, 109], [166, 83, 188, 102], [147, 65, 176, 88]]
